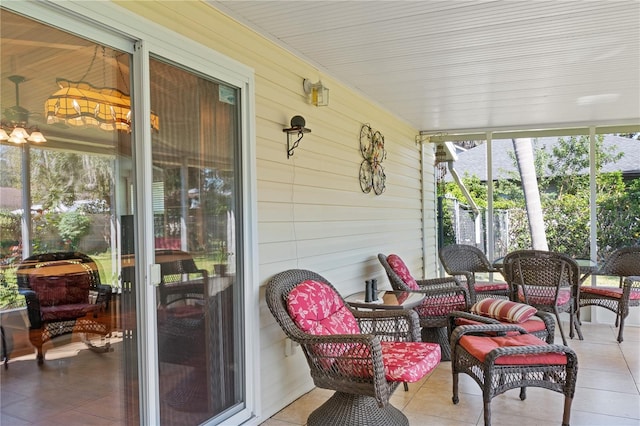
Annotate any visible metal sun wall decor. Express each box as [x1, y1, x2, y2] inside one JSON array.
[[359, 123, 386, 195]]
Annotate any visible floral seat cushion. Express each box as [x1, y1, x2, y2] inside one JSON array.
[[474, 282, 509, 292], [518, 288, 571, 306], [286, 279, 441, 381], [460, 333, 567, 365], [30, 269, 99, 322], [580, 286, 640, 300], [339, 341, 441, 382]]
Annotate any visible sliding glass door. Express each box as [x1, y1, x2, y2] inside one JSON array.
[[149, 58, 244, 425], [1, 7, 248, 425]]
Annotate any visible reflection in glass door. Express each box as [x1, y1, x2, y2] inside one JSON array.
[[149, 58, 243, 425], [0, 9, 139, 425]]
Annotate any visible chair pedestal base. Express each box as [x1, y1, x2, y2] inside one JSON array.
[[307, 391, 408, 426], [422, 326, 451, 361]]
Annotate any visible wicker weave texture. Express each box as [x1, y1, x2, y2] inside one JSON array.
[[439, 244, 509, 303]]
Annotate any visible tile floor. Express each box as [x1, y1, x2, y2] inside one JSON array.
[[261, 322, 640, 426], [1, 322, 638, 425]]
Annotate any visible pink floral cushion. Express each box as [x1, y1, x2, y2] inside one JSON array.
[[286, 279, 360, 336], [339, 341, 441, 382], [387, 254, 419, 290], [381, 341, 440, 381], [460, 333, 567, 365], [518, 288, 571, 306], [471, 298, 537, 323], [415, 294, 467, 317], [580, 286, 640, 300]]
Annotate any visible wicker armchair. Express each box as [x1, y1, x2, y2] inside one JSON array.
[[155, 249, 209, 307], [439, 244, 510, 303], [265, 269, 441, 426], [378, 253, 469, 360], [503, 250, 582, 345], [450, 323, 578, 426], [579, 246, 640, 343], [16, 251, 112, 365]]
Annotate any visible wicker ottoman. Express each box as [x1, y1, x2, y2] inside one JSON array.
[[450, 324, 578, 426]]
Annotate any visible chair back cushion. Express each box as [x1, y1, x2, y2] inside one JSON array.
[[29, 262, 92, 306], [387, 254, 419, 290], [471, 298, 537, 323], [286, 279, 360, 335]]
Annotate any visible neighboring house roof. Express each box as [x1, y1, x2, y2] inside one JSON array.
[[0, 187, 22, 210], [446, 135, 640, 182]]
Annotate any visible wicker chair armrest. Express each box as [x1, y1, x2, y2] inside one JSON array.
[[296, 332, 378, 347], [451, 323, 527, 346], [446, 270, 473, 280], [447, 310, 501, 340], [19, 289, 42, 328], [298, 333, 385, 376], [485, 343, 577, 366], [353, 308, 421, 341], [448, 311, 500, 324], [94, 283, 112, 308], [534, 311, 556, 338], [415, 276, 461, 288], [412, 282, 470, 309]]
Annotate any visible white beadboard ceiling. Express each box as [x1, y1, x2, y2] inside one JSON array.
[[210, 0, 640, 133]]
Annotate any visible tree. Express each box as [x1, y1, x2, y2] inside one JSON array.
[[512, 138, 548, 250], [441, 135, 638, 259]]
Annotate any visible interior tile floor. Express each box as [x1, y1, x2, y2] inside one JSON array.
[[261, 322, 640, 426]]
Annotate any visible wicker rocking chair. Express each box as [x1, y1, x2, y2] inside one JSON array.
[[439, 244, 510, 303], [16, 252, 112, 365], [579, 246, 640, 343], [378, 253, 469, 360], [265, 269, 441, 426]]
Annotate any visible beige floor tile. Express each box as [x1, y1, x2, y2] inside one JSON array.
[[269, 391, 329, 425], [577, 367, 638, 394], [572, 387, 640, 419], [259, 419, 301, 426], [571, 410, 640, 426], [404, 384, 484, 423]]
